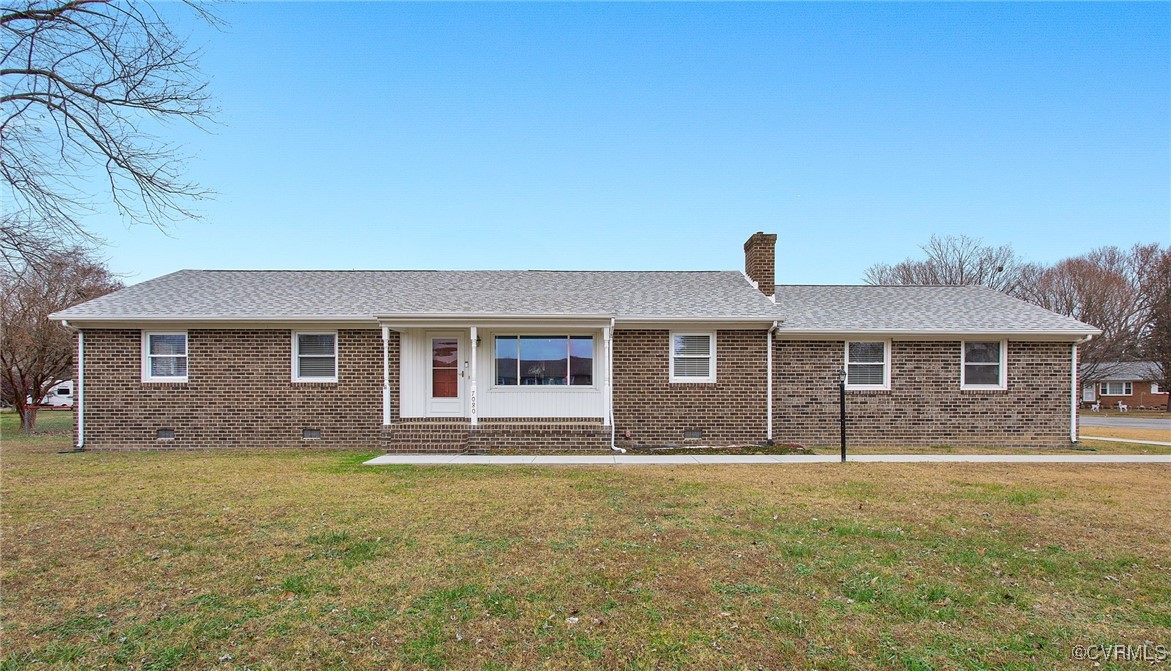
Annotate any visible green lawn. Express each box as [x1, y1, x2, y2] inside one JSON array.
[[2, 415, 1170, 670]]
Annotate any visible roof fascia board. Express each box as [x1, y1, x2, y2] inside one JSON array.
[[774, 329, 1100, 341], [59, 319, 380, 330]]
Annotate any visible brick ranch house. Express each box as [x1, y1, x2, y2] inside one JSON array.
[[52, 233, 1100, 452], [1081, 361, 1168, 411]]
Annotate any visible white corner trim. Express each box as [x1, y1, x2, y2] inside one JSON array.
[[381, 325, 391, 425], [141, 330, 189, 383], [669, 331, 717, 384], [843, 339, 891, 391], [292, 330, 339, 383], [76, 331, 85, 449], [960, 339, 1008, 391]]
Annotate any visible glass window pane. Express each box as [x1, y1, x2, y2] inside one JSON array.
[[519, 337, 568, 385], [151, 356, 187, 378], [432, 368, 458, 397], [149, 334, 186, 355], [964, 342, 1000, 364], [570, 336, 593, 385], [673, 334, 710, 357], [848, 341, 884, 363], [298, 334, 335, 357], [432, 338, 458, 368], [847, 363, 884, 385], [964, 364, 999, 385], [495, 336, 518, 385], [673, 357, 711, 378], [299, 356, 336, 378]]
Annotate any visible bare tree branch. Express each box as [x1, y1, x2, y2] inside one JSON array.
[[0, 247, 121, 432], [0, 0, 218, 272]]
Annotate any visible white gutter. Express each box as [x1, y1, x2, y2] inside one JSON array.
[[766, 321, 778, 442], [381, 325, 391, 426], [1071, 335, 1093, 443], [606, 319, 623, 452]]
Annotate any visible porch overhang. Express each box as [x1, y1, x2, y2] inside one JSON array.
[[376, 314, 615, 330]]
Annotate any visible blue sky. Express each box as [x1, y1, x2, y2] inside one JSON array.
[[88, 2, 1169, 285]]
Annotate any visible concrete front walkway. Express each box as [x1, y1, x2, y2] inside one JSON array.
[[364, 453, 1171, 466]]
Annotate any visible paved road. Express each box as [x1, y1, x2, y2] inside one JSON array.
[[1081, 416, 1171, 430], [365, 454, 1171, 466]]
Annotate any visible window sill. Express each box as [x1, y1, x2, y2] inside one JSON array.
[[292, 378, 338, 384], [141, 378, 188, 384], [961, 386, 1007, 392], [845, 387, 890, 393], [669, 379, 717, 384]]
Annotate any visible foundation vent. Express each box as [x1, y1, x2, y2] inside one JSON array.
[[302, 428, 322, 440], [156, 428, 175, 440]]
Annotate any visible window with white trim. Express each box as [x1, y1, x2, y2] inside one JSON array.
[[142, 332, 188, 382], [1099, 382, 1132, 396], [845, 341, 890, 389], [962, 341, 1006, 389], [293, 332, 337, 382], [1154, 383, 1163, 394], [670, 332, 715, 383]]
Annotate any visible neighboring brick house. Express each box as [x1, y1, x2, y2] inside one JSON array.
[[52, 233, 1100, 452], [1081, 361, 1168, 411]]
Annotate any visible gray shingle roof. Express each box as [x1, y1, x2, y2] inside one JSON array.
[[773, 285, 1099, 335], [1079, 361, 1162, 381], [53, 270, 1100, 336], [52, 269, 778, 321]]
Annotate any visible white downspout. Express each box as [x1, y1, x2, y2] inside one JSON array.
[[606, 319, 623, 452], [469, 326, 478, 427], [766, 321, 778, 442], [1071, 334, 1092, 443], [381, 325, 391, 426], [67, 322, 85, 450]]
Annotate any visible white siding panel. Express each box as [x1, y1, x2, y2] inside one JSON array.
[[475, 329, 605, 419], [399, 329, 428, 418]]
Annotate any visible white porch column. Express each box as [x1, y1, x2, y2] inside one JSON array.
[[381, 325, 391, 425], [469, 326, 478, 426], [605, 321, 615, 448]]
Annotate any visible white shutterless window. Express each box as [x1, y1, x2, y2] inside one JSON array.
[[293, 332, 337, 382], [670, 332, 716, 383], [961, 340, 1007, 390], [142, 331, 188, 382], [844, 340, 890, 390]]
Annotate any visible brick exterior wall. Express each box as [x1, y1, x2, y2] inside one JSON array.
[[612, 329, 769, 448], [76, 328, 393, 450], [773, 340, 1075, 448], [75, 327, 1079, 452]]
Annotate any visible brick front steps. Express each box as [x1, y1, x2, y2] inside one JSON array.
[[381, 419, 611, 454]]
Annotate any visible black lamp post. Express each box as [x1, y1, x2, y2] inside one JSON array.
[[837, 367, 847, 463]]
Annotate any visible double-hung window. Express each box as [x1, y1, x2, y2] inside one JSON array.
[[1099, 382, 1132, 396], [962, 341, 1006, 390], [670, 332, 716, 383], [294, 332, 338, 382], [142, 332, 188, 382], [844, 341, 890, 390]]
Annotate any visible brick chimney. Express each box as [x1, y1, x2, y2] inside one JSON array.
[[743, 231, 777, 297]]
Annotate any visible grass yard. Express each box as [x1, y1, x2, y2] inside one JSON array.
[[3, 415, 1171, 670]]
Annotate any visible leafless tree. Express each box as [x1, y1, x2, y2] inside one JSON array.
[[1024, 244, 1164, 383], [1, 0, 218, 271], [863, 234, 1040, 298], [1142, 249, 1171, 411], [0, 249, 120, 432]]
